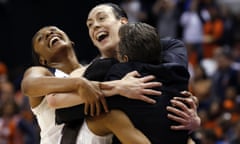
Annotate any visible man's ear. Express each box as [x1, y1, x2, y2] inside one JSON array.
[[122, 55, 129, 62], [120, 17, 128, 24]]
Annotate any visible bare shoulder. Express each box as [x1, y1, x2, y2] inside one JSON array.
[[70, 65, 88, 77], [23, 66, 53, 77]]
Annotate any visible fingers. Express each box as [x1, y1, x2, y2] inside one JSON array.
[[142, 89, 162, 96], [170, 125, 187, 131], [167, 104, 188, 117], [191, 96, 199, 108], [138, 95, 156, 104], [167, 107, 189, 131], [84, 104, 89, 115], [125, 71, 141, 77], [180, 91, 192, 97], [180, 91, 199, 107], [142, 82, 162, 89], [173, 97, 197, 110], [170, 99, 188, 111], [95, 101, 101, 116], [167, 113, 186, 124], [100, 97, 109, 113], [139, 75, 156, 82], [90, 103, 95, 116], [84, 99, 108, 116]]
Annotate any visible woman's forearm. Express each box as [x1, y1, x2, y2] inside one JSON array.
[[21, 66, 87, 97], [46, 92, 84, 109]]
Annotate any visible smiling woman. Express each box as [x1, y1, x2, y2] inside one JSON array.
[[86, 4, 128, 59]]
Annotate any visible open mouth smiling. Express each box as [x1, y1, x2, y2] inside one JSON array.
[[48, 35, 62, 48], [96, 31, 109, 42]]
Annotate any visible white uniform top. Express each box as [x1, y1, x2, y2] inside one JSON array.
[[31, 69, 67, 144], [32, 98, 63, 144], [76, 120, 113, 144]]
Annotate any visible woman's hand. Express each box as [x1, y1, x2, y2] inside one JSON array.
[[166, 91, 201, 133], [101, 71, 162, 104], [70, 68, 108, 116], [77, 79, 108, 117]]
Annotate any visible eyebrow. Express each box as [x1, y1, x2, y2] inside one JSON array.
[[87, 11, 104, 23]]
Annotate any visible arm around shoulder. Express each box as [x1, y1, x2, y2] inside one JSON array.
[[21, 66, 88, 97], [21, 66, 54, 97]]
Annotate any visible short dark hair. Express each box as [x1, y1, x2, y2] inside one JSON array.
[[31, 27, 47, 67], [118, 22, 162, 63], [32, 32, 42, 66], [98, 3, 128, 20]]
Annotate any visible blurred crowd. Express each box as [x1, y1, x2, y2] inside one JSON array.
[[1, 0, 240, 143]]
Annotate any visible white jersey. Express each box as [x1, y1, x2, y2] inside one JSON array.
[[76, 120, 113, 144], [31, 69, 67, 144], [31, 98, 63, 144]]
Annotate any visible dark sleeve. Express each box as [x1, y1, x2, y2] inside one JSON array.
[[161, 37, 188, 69]]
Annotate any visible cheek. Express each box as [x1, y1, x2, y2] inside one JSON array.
[[112, 28, 121, 41], [88, 30, 93, 40], [89, 31, 97, 44]]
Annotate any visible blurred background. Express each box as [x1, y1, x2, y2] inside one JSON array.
[[1, 0, 240, 143]]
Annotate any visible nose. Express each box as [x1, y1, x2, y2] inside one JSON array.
[[45, 30, 54, 40], [92, 21, 101, 30]]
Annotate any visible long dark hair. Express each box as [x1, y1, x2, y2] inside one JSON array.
[[96, 3, 128, 20]]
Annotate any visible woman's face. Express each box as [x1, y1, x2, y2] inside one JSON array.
[[87, 5, 127, 58], [33, 26, 73, 66]]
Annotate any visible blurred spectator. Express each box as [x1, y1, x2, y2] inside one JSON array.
[[218, 4, 234, 47], [180, 0, 210, 66], [0, 77, 38, 144], [232, 41, 240, 63], [230, 121, 240, 144], [211, 47, 240, 104], [203, 4, 224, 58], [120, 0, 147, 22], [0, 81, 15, 107], [152, 0, 179, 38], [195, 128, 218, 144], [190, 63, 212, 111], [232, 12, 240, 46], [0, 100, 24, 144], [0, 99, 37, 144]]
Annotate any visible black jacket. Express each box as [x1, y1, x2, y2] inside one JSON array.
[[105, 62, 189, 144]]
